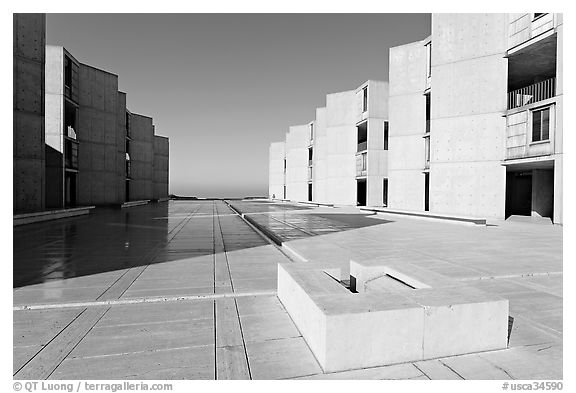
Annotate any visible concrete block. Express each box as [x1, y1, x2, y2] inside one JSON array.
[[278, 258, 509, 373]]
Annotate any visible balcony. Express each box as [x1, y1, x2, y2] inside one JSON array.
[[357, 141, 367, 152], [64, 139, 79, 170], [308, 167, 313, 181], [506, 105, 555, 160], [356, 152, 367, 177], [508, 78, 556, 110]]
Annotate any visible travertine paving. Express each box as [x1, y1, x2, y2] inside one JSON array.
[[13, 200, 562, 380]]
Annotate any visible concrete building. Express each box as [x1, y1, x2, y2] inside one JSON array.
[[268, 142, 286, 200], [271, 80, 389, 207], [388, 13, 562, 224], [19, 41, 169, 212], [153, 135, 170, 201], [13, 14, 46, 213]]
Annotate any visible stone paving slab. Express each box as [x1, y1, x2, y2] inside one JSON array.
[[13, 201, 563, 380], [51, 345, 215, 380]]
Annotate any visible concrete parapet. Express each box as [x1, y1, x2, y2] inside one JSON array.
[[278, 258, 508, 372], [359, 206, 487, 225], [13, 206, 94, 226], [120, 200, 150, 208]]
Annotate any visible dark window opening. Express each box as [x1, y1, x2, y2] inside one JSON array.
[[64, 139, 78, 169], [64, 56, 72, 88], [532, 107, 550, 142], [533, 13, 546, 20], [384, 122, 389, 150], [362, 86, 368, 112], [425, 93, 431, 133], [357, 121, 368, 152], [283, 158, 286, 172], [424, 173, 430, 211], [383, 178, 388, 206], [125, 180, 130, 202], [126, 112, 131, 137], [283, 185, 286, 199], [64, 101, 77, 138], [308, 147, 313, 165]]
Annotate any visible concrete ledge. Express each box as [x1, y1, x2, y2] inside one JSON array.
[[360, 206, 487, 225], [151, 197, 170, 203], [243, 214, 284, 246], [14, 206, 95, 226], [278, 258, 508, 372], [120, 200, 150, 208]]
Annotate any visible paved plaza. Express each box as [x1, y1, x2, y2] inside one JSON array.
[[13, 200, 562, 380]]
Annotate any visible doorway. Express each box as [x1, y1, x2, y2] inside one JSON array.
[[357, 179, 367, 206], [505, 171, 533, 217], [65, 172, 77, 208]]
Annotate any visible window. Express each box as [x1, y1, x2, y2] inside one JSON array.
[[361, 152, 367, 171], [533, 13, 547, 20], [308, 147, 313, 165], [383, 178, 388, 206], [383, 122, 389, 150], [284, 159, 286, 173], [64, 56, 72, 88], [425, 42, 432, 78], [357, 121, 368, 152], [65, 139, 78, 169], [532, 107, 550, 142], [310, 123, 314, 141], [425, 136, 430, 167], [425, 93, 431, 133], [362, 86, 368, 112]]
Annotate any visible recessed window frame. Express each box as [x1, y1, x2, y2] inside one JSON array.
[[531, 105, 551, 143]]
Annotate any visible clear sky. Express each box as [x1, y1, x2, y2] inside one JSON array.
[[46, 13, 431, 198]]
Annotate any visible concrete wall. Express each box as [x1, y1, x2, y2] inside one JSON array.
[[326, 90, 356, 205], [13, 13, 45, 213], [363, 80, 389, 207], [117, 93, 127, 202], [388, 40, 427, 211], [285, 125, 310, 202], [130, 114, 154, 200], [554, 17, 563, 224], [430, 14, 508, 218], [268, 141, 286, 199], [77, 64, 123, 205], [153, 135, 170, 200], [313, 107, 328, 204], [44, 46, 65, 209]]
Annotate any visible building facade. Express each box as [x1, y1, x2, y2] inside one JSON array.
[[270, 80, 389, 207], [389, 13, 562, 223], [13, 18, 169, 214], [44, 45, 170, 208], [270, 14, 562, 225], [13, 14, 46, 213]]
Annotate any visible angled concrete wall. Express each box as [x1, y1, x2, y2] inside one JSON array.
[[285, 125, 310, 202], [312, 108, 328, 204], [130, 114, 154, 200], [430, 13, 508, 218], [44, 46, 65, 209], [326, 90, 356, 205], [77, 64, 123, 205], [153, 135, 170, 200], [361, 80, 389, 207], [388, 40, 428, 211], [268, 141, 286, 199], [117, 92, 127, 202], [13, 13, 45, 213]]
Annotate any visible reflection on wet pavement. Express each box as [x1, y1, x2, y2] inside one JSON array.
[[228, 201, 391, 243]]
